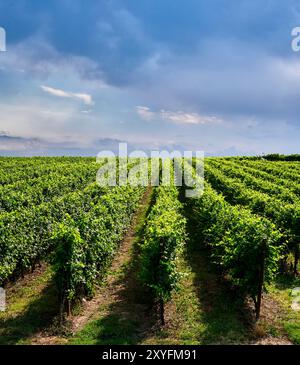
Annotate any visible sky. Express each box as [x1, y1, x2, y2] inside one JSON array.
[[1, 0, 300, 156]]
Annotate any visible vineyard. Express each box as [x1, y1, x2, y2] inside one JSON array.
[[0, 156, 299, 345]]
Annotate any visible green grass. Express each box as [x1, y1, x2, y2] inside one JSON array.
[[183, 250, 248, 344], [69, 255, 149, 345], [267, 275, 300, 344], [0, 264, 59, 344], [70, 309, 140, 345]]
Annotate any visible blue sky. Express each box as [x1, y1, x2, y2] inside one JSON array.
[[1, 0, 300, 155]]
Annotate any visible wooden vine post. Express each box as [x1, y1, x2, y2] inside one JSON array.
[[294, 242, 299, 276], [255, 239, 267, 320]]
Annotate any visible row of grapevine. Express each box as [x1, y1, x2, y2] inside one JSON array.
[[204, 163, 300, 273], [52, 183, 145, 313], [0, 182, 108, 285], [0, 156, 94, 167], [206, 159, 300, 204], [230, 158, 300, 172], [139, 160, 186, 324], [222, 159, 300, 196], [234, 158, 300, 182], [185, 162, 281, 319], [0, 163, 100, 212], [0, 157, 94, 186], [0, 158, 150, 319], [0, 158, 142, 285]]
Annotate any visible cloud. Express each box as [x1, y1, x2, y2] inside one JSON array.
[[135, 106, 221, 125], [0, 36, 104, 84], [160, 110, 221, 125], [0, 104, 64, 140], [40, 85, 94, 105], [0, 132, 130, 156], [1, 1, 300, 156], [135, 106, 155, 120], [0, 132, 42, 151]]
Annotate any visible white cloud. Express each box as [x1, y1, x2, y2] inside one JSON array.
[[160, 110, 221, 125], [0, 102, 76, 140], [135, 106, 155, 120], [41, 85, 94, 105], [0, 36, 107, 87], [135, 106, 221, 125]]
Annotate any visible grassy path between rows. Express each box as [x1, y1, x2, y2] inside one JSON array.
[[0, 264, 58, 344]]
